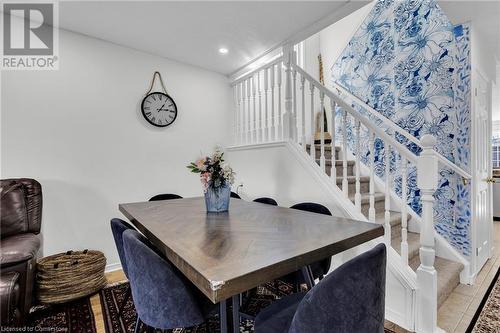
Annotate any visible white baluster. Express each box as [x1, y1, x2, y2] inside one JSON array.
[[319, 92, 326, 172], [416, 135, 438, 333], [283, 45, 293, 140], [277, 61, 283, 140], [369, 131, 376, 222], [342, 109, 348, 197], [354, 120, 361, 212], [300, 75, 306, 149], [292, 67, 298, 143], [264, 67, 269, 143], [235, 84, 241, 144], [251, 76, 256, 143], [270, 65, 276, 141], [257, 72, 262, 143], [401, 156, 409, 266], [245, 79, 250, 144], [330, 99, 336, 180], [309, 82, 315, 160], [240, 83, 245, 144], [384, 141, 391, 246]]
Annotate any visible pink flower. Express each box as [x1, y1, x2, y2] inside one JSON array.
[[196, 158, 205, 168]]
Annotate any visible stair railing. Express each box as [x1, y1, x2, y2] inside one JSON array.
[[231, 46, 461, 332]]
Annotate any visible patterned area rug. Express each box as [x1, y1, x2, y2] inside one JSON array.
[[467, 267, 500, 332], [25, 280, 396, 332], [100, 280, 294, 333], [28, 297, 97, 333]]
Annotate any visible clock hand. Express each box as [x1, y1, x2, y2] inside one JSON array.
[[157, 103, 166, 111]]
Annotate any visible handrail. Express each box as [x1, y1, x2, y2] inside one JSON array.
[[333, 83, 423, 147], [293, 64, 418, 164], [333, 83, 472, 180], [434, 153, 472, 180], [231, 55, 283, 86], [332, 83, 472, 180]]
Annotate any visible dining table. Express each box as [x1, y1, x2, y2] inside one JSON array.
[[119, 197, 384, 333]]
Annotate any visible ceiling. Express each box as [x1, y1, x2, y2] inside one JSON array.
[[439, 1, 500, 65], [58, 1, 365, 75]]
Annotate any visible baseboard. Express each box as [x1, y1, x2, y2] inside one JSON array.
[[105, 262, 122, 273]]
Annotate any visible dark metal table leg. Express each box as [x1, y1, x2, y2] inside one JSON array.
[[301, 265, 315, 289], [232, 294, 240, 333], [220, 299, 228, 333]]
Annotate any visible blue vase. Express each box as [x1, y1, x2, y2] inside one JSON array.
[[204, 184, 230, 213]]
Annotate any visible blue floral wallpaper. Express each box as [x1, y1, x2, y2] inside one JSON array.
[[331, 0, 472, 255]]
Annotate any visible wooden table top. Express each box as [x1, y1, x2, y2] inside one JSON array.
[[119, 197, 383, 303]]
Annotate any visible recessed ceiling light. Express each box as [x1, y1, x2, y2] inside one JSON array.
[[219, 47, 229, 54]]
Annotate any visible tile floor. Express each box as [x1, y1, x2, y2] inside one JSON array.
[[437, 221, 500, 333]]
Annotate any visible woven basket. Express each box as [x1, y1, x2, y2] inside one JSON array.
[[36, 250, 107, 304]]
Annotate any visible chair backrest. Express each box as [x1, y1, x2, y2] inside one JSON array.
[[123, 229, 205, 329], [149, 193, 183, 201], [289, 244, 387, 333], [253, 197, 278, 206], [0, 178, 42, 238], [290, 202, 331, 216], [230, 191, 241, 199], [110, 218, 135, 278]]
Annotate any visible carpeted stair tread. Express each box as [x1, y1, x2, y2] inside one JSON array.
[[335, 175, 371, 184], [409, 255, 463, 308], [374, 211, 406, 227], [350, 192, 385, 203], [317, 159, 355, 167], [373, 210, 408, 239], [308, 143, 464, 313], [391, 232, 420, 261], [306, 144, 341, 152]]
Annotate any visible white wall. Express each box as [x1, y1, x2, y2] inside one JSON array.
[[318, 2, 374, 91], [300, 2, 373, 135], [227, 144, 348, 217], [1, 28, 233, 269], [302, 2, 373, 90]]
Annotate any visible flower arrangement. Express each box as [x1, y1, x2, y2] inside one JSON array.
[[187, 148, 235, 192]]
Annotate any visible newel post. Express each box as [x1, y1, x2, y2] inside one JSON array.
[[282, 44, 294, 141], [416, 134, 439, 333]]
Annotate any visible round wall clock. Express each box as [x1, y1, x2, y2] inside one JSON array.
[[141, 71, 177, 127], [141, 92, 177, 127]]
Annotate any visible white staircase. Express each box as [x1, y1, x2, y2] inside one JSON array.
[[229, 46, 473, 332]]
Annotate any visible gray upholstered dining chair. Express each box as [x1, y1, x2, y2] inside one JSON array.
[[253, 197, 278, 206], [123, 229, 216, 332], [254, 243, 387, 333], [272, 202, 334, 292], [149, 193, 183, 201], [230, 191, 241, 199], [110, 218, 135, 317]]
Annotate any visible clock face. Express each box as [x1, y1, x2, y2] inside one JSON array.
[[141, 92, 178, 127]]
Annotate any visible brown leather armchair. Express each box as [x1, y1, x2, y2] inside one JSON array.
[[1, 179, 42, 326]]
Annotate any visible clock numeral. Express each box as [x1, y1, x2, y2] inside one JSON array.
[[158, 94, 163, 100], [169, 114, 174, 119], [146, 100, 151, 104], [145, 112, 152, 116], [158, 119, 162, 125], [152, 95, 156, 101], [144, 107, 150, 110], [169, 110, 175, 113], [152, 116, 156, 122]]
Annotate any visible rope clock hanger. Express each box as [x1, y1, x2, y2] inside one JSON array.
[[141, 71, 178, 128]]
